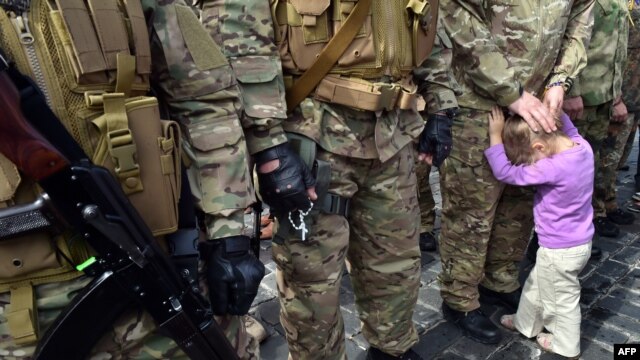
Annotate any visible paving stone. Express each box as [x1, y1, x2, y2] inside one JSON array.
[[611, 245, 640, 264], [580, 288, 602, 307], [342, 308, 362, 338], [618, 268, 640, 293], [257, 299, 281, 326], [448, 331, 512, 360], [596, 296, 640, 321], [434, 350, 470, 360], [273, 323, 286, 337], [421, 252, 436, 267], [346, 340, 366, 360], [417, 286, 443, 311], [488, 341, 540, 360], [587, 307, 640, 335], [581, 272, 615, 294], [595, 259, 632, 280], [260, 334, 289, 360], [413, 303, 443, 333], [596, 238, 626, 254], [579, 338, 613, 360], [412, 321, 462, 359], [579, 261, 598, 279], [581, 319, 629, 346], [608, 287, 640, 306], [351, 334, 370, 350], [420, 269, 440, 286]]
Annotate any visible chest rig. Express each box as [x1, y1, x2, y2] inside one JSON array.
[[0, 0, 181, 345]]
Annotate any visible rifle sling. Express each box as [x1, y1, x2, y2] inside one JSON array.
[[285, 0, 372, 113]]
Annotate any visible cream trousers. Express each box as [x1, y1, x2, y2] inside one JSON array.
[[514, 241, 592, 358]]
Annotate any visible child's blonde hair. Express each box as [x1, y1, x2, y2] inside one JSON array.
[[502, 116, 567, 165]]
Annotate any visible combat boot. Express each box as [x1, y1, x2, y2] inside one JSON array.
[[606, 208, 635, 225], [478, 286, 521, 312], [366, 347, 423, 360], [593, 217, 619, 237], [442, 303, 502, 344], [419, 231, 437, 252]]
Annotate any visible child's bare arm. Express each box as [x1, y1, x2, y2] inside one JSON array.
[[489, 106, 504, 146]]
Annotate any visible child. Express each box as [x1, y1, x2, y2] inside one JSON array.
[[485, 106, 594, 359]]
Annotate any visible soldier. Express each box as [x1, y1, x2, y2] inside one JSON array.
[[562, 0, 632, 239], [0, 0, 277, 358], [255, 1, 449, 359], [437, 0, 594, 344], [415, 161, 438, 251]]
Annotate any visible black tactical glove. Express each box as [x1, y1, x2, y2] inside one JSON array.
[[419, 110, 455, 167], [204, 236, 265, 315], [254, 143, 316, 214]]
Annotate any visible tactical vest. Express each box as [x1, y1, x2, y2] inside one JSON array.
[[273, 0, 436, 111], [0, 0, 181, 345]]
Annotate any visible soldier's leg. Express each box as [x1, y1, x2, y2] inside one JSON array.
[[617, 114, 637, 169], [439, 108, 503, 312], [416, 161, 435, 234], [600, 116, 635, 220], [271, 149, 356, 360], [348, 145, 421, 356], [482, 184, 534, 293]]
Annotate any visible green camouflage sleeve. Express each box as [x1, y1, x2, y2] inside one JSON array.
[[200, 0, 288, 155], [548, 0, 595, 96], [414, 23, 460, 114], [439, 0, 521, 107]]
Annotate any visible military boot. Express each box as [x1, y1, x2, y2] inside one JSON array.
[[442, 303, 501, 344], [594, 217, 619, 238], [478, 286, 521, 312], [606, 208, 635, 225], [366, 347, 423, 360]]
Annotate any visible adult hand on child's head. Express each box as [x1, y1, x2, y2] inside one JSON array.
[[543, 86, 564, 118], [508, 91, 556, 133], [612, 97, 628, 123], [562, 96, 584, 121]]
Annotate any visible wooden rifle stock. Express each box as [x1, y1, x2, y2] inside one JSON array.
[[0, 71, 68, 180]]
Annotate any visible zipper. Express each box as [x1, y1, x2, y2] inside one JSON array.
[[10, 11, 51, 106], [382, 1, 396, 76]]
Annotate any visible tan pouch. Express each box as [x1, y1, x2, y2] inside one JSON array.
[[407, 0, 438, 66], [0, 153, 21, 208], [91, 95, 181, 236]]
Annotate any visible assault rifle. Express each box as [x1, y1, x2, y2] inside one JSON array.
[[0, 55, 238, 360]]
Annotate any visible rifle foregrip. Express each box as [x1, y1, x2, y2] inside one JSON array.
[[0, 72, 68, 181]]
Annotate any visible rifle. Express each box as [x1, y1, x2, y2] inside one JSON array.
[[0, 55, 239, 360]]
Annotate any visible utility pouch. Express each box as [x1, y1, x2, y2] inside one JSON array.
[[90, 95, 181, 236], [407, 0, 438, 66]]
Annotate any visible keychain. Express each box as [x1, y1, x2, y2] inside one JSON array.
[[288, 202, 314, 241]]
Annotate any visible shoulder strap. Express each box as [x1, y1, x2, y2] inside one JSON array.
[[285, 0, 372, 113]]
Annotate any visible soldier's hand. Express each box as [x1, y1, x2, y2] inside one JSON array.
[[204, 236, 265, 315], [508, 91, 556, 133], [612, 97, 628, 123], [255, 143, 317, 214], [418, 111, 454, 167], [543, 86, 564, 118], [562, 96, 584, 121]]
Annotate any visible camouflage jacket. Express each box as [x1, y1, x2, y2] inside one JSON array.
[[413, 20, 461, 114], [439, 0, 595, 111], [622, 3, 640, 112], [571, 0, 629, 106]]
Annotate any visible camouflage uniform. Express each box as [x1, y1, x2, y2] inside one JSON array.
[[617, 4, 640, 170], [569, 0, 629, 216], [413, 26, 460, 236], [268, 1, 444, 357], [438, 0, 594, 311], [0, 0, 282, 358]]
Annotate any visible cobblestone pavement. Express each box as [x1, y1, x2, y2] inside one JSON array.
[[251, 137, 640, 359]]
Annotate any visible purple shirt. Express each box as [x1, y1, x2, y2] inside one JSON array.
[[484, 114, 594, 249]]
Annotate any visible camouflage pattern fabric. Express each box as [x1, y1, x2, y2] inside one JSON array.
[[416, 161, 436, 234], [439, 0, 595, 111], [438, 108, 533, 311], [574, 105, 610, 216], [618, 114, 639, 169], [571, 0, 629, 106], [622, 5, 640, 112], [272, 144, 421, 359], [599, 115, 634, 211]]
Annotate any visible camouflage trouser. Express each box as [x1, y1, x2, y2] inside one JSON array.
[[272, 144, 421, 359], [416, 161, 435, 233], [574, 103, 612, 217], [0, 275, 258, 359], [599, 113, 634, 212], [618, 113, 638, 171], [439, 108, 533, 312]]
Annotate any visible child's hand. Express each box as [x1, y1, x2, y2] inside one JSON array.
[[489, 106, 504, 145]]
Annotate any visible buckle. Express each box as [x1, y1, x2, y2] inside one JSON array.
[[377, 83, 401, 111], [107, 128, 139, 176], [407, 0, 429, 16]]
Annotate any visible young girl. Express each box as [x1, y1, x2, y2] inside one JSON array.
[[485, 106, 594, 359]]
